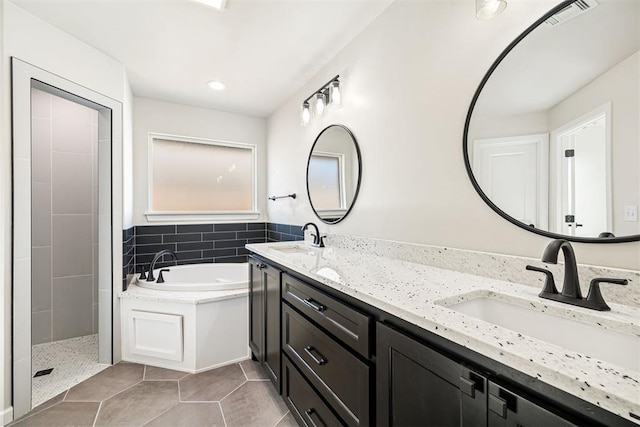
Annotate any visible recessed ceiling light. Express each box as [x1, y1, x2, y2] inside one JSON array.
[[191, 0, 227, 11], [207, 81, 227, 91]]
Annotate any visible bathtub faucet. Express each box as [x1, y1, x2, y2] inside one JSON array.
[[147, 249, 177, 281]]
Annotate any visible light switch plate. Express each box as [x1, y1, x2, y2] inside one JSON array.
[[624, 205, 638, 222]]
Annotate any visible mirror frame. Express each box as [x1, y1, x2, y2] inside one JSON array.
[[306, 124, 362, 224], [463, 0, 640, 244]]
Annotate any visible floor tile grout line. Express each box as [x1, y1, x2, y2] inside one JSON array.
[[238, 362, 248, 381], [273, 410, 290, 427], [218, 401, 228, 427], [218, 379, 248, 402], [91, 401, 102, 427], [143, 364, 147, 380], [143, 401, 180, 425], [79, 379, 143, 404]]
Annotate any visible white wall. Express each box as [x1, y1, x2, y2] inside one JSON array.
[[132, 97, 267, 226], [1, 2, 131, 419], [549, 51, 640, 237], [266, 0, 640, 270]]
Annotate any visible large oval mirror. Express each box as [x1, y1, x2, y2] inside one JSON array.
[[307, 124, 362, 224], [464, 0, 639, 243]]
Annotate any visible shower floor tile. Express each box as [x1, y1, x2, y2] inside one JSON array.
[[31, 334, 109, 407]]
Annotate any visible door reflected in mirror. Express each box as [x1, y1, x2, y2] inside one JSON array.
[[465, 0, 639, 242], [307, 124, 361, 224]]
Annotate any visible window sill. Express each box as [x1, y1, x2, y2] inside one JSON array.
[[145, 211, 261, 223]]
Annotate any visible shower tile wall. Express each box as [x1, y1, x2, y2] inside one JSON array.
[[31, 89, 99, 345]]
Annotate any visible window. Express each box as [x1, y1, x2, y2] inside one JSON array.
[[146, 133, 257, 221], [307, 151, 346, 218]]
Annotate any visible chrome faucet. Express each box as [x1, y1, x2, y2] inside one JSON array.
[[147, 249, 177, 281], [526, 239, 628, 311], [301, 222, 325, 248]]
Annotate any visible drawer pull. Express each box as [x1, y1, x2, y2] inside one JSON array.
[[303, 298, 326, 312], [304, 346, 327, 365], [305, 408, 325, 427]]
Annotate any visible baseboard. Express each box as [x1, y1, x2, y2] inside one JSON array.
[[2, 406, 13, 426]]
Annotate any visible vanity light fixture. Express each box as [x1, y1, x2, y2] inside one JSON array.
[[301, 102, 311, 126], [315, 91, 327, 116], [476, 0, 507, 19], [207, 80, 227, 91], [299, 75, 341, 126]]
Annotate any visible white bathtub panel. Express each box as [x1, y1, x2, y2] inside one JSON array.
[[195, 295, 250, 372], [129, 310, 183, 362]]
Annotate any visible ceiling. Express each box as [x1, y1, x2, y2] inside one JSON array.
[[10, 0, 394, 117], [474, 0, 639, 118]]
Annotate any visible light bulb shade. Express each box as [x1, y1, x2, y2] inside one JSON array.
[[476, 0, 506, 19], [301, 102, 311, 126], [315, 92, 326, 116], [329, 80, 342, 106]]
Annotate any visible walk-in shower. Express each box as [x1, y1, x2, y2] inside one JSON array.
[[11, 58, 123, 418]]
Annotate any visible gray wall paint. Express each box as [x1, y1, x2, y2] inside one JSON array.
[[31, 89, 98, 344]]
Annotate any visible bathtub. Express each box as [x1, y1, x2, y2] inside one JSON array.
[[120, 263, 249, 373], [136, 263, 247, 291]]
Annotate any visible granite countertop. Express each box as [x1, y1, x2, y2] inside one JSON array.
[[120, 282, 247, 304], [246, 241, 640, 424]]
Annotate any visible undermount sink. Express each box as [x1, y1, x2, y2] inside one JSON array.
[[270, 244, 318, 256], [442, 294, 640, 372]]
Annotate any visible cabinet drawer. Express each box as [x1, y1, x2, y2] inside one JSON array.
[[283, 304, 370, 427], [282, 355, 344, 427], [282, 273, 370, 357]]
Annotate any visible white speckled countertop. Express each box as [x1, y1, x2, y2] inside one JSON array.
[[246, 241, 640, 424], [120, 283, 247, 304]]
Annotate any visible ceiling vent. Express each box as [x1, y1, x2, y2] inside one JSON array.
[[543, 0, 599, 28]]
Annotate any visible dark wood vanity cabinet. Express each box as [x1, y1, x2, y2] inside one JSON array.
[[248, 255, 625, 427], [377, 322, 582, 427], [281, 273, 372, 427], [377, 322, 488, 426], [248, 256, 282, 392]]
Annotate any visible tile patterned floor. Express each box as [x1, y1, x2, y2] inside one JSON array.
[[11, 360, 298, 427], [32, 334, 109, 407]]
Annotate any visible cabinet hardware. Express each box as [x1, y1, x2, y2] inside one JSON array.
[[488, 393, 508, 418], [303, 298, 326, 312], [304, 346, 327, 365], [305, 408, 324, 427], [459, 376, 476, 398]]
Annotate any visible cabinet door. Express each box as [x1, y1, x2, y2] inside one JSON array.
[[487, 382, 578, 427], [264, 264, 282, 392], [377, 322, 487, 427], [248, 258, 264, 362]]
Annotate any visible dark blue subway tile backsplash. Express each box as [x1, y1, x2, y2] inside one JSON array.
[[122, 222, 303, 289]]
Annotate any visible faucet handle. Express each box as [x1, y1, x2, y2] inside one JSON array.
[[318, 235, 326, 248], [526, 265, 558, 296], [586, 278, 628, 311], [157, 269, 171, 284], [138, 266, 147, 280]]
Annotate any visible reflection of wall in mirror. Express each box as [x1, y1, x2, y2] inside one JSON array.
[[469, 50, 639, 237]]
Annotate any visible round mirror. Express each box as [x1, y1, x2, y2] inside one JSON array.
[[306, 124, 362, 224], [464, 0, 640, 243]]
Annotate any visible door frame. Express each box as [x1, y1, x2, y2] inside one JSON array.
[[550, 103, 612, 235], [11, 58, 123, 418]]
